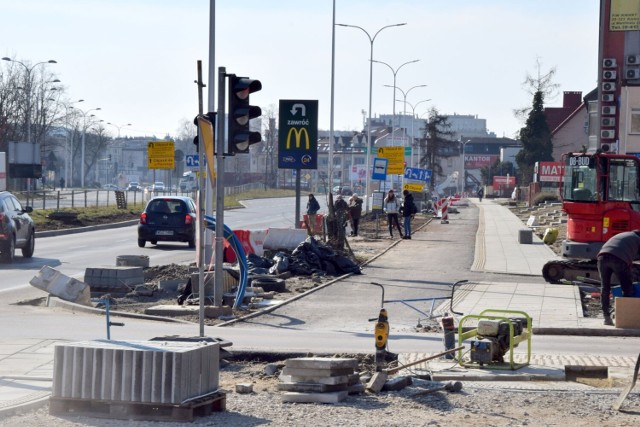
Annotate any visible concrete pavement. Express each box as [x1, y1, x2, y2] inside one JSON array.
[[1, 198, 639, 416]]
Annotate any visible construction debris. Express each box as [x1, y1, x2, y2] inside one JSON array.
[[279, 357, 359, 403]]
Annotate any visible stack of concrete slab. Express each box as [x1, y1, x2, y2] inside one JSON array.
[[278, 357, 360, 403], [84, 266, 145, 295]]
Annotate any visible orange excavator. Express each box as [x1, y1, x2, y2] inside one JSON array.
[[542, 151, 640, 283]]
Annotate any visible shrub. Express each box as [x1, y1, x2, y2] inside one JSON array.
[[532, 192, 560, 206]]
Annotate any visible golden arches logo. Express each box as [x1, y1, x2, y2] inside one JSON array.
[[285, 127, 310, 150]]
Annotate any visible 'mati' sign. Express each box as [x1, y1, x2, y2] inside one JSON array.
[[536, 161, 565, 182], [278, 99, 318, 170]]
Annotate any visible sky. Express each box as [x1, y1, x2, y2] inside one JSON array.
[[0, 0, 600, 140]]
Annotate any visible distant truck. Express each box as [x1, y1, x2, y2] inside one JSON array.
[[179, 171, 198, 191]]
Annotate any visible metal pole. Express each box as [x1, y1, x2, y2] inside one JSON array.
[[329, 0, 336, 192], [195, 61, 206, 337], [214, 67, 226, 308], [336, 23, 406, 212], [205, 0, 216, 264]]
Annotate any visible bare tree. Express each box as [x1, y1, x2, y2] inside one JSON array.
[[513, 58, 560, 122]]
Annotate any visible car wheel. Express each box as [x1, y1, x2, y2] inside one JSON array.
[[1, 236, 15, 263], [138, 239, 146, 248], [21, 230, 35, 258], [188, 236, 196, 248], [150, 240, 158, 245]]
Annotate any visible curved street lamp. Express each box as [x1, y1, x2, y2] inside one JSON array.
[[395, 98, 431, 167], [336, 22, 406, 211], [106, 122, 132, 139]]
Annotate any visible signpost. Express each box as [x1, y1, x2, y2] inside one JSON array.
[[404, 166, 432, 183], [147, 141, 175, 169], [377, 146, 404, 174]]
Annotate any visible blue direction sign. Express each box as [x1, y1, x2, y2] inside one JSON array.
[[185, 154, 207, 168], [404, 166, 432, 182], [186, 154, 199, 167]]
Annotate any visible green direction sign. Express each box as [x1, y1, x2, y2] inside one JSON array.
[[278, 99, 318, 170]]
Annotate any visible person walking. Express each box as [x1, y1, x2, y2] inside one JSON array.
[[334, 194, 349, 241], [401, 190, 417, 239], [383, 189, 403, 239], [596, 230, 640, 325], [477, 187, 484, 202], [306, 193, 321, 234], [348, 193, 363, 236], [59, 177, 65, 190]]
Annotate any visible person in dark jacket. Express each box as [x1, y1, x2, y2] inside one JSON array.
[[401, 190, 417, 239], [306, 193, 321, 234], [596, 230, 640, 325], [348, 193, 363, 236]]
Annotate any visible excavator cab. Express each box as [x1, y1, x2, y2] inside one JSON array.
[[544, 153, 640, 283]]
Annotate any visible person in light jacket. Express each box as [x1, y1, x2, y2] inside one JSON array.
[[348, 194, 363, 236], [383, 189, 403, 239]]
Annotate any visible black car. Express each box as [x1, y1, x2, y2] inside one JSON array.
[[0, 191, 35, 262], [137, 196, 197, 248]]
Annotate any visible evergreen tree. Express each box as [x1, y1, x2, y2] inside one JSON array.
[[515, 91, 553, 185], [419, 107, 456, 189]]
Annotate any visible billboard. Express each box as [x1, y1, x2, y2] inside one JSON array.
[[535, 161, 565, 182]]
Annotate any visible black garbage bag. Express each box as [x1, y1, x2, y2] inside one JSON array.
[[269, 252, 290, 274], [247, 253, 274, 269], [332, 254, 362, 275]]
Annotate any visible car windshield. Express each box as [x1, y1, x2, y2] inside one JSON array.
[[147, 199, 186, 214]]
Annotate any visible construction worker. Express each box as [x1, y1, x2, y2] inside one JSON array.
[[596, 230, 640, 325]]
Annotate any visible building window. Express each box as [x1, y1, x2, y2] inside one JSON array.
[[630, 109, 640, 135]]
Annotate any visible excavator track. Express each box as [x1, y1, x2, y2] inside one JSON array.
[[542, 259, 600, 284], [543, 259, 640, 284]]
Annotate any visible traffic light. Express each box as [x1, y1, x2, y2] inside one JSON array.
[[227, 74, 262, 154]]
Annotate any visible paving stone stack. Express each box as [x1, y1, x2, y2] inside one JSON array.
[[279, 357, 361, 403]]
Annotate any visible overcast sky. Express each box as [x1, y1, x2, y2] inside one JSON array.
[[1, 0, 599, 139]]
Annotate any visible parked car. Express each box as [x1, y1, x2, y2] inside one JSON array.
[[151, 181, 165, 192], [332, 185, 353, 196], [102, 184, 122, 191], [137, 196, 197, 248], [0, 191, 35, 262], [127, 182, 142, 192]]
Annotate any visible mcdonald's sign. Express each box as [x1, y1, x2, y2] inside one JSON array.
[[278, 99, 318, 170]]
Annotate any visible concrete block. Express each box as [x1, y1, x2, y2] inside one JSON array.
[[278, 382, 348, 393], [29, 266, 91, 306], [204, 305, 233, 318], [116, 255, 150, 267], [382, 375, 413, 391], [282, 366, 355, 378], [280, 374, 350, 385], [285, 357, 358, 370], [235, 383, 253, 394], [281, 390, 348, 404], [518, 229, 533, 244], [366, 371, 388, 393]]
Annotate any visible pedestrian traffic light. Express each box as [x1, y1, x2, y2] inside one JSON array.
[[192, 112, 216, 151], [227, 74, 262, 154]]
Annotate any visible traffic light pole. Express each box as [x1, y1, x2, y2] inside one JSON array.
[[213, 67, 226, 308]]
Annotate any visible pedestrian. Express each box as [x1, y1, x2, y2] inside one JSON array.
[[477, 187, 484, 202], [334, 194, 349, 238], [306, 193, 321, 234], [401, 190, 417, 239], [596, 230, 640, 326], [348, 193, 363, 236], [383, 189, 403, 239], [59, 177, 65, 190]]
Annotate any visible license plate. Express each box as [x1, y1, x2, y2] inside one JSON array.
[[156, 230, 174, 236]]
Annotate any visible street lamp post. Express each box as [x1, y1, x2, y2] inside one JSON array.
[[2, 57, 57, 186], [373, 59, 419, 190], [106, 122, 132, 139], [76, 107, 102, 188], [386, 84, 427, 166], [395, 98, 431, 167], [336, 22, 406, 211], [459, 138, 472, 195]]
